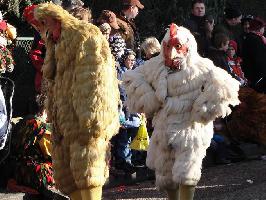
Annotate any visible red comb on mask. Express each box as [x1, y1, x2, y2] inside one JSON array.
[[169, 23, 179, 47], [23, 5, 39, 27], [163, 23, 188, 70]]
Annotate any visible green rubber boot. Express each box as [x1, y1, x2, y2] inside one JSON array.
[[179, 184, 195, 200], [166, 188, 179, 200]]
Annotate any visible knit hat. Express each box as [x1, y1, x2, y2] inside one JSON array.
[[228, 40, 237, 52], [98, 10, 119, 30], [120, 48, 136, 63], [99, 23, 111, 34], [224, 7, 242, 19], [122, 0, 144, 9], [249, 17, 265, 31], [241, 14, 253, 24]]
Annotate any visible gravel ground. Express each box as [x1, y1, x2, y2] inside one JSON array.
[[103, 159, 266, 200], [1, 159, 266, 200]]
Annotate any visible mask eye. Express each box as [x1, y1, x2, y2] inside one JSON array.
[[176, 44, 182, 49]]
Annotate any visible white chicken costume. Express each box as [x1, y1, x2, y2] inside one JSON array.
[[123, 24, 240, 199]]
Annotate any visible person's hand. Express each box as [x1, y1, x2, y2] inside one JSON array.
[[205, 20, 214, 38], [120, 125, 126, 129]]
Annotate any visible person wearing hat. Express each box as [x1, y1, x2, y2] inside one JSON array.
[[241, 15, 254, 34], [242, 17, 266, 93], [237, 14, 254, 55], [226, 40, 248, 86], [116, 0, 144, 58], [213, 6, 242, 54]]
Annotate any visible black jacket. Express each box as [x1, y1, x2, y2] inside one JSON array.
[[183, 15, 211, 57], [207, 47, 230, 72], [242, 32, 266, 92]]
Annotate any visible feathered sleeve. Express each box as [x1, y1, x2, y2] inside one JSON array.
[[123, 63, 161, 118], [191, 66, 240, 124]]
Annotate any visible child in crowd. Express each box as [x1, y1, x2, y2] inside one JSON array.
[[207, 33, 230, 72], [99, 22, 111, 40], [140, 37, 161, 60], [111, 49, 141, 175], [226, 40, 248, 86], [112, 107, 141, 174]]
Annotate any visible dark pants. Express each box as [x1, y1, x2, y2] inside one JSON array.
[[111, 127, 138, 164]]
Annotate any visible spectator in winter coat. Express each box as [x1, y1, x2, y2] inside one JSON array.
[[116, 0, 144, 57], [226, 40, 248, 86], [207, 33, 230, 72], [242, 17, 266, 93], [112, 48, 141, 174], [183, 0, 213, 57], [213, 7, 242, 54], [117, 49, 136, 102], [238, 14, 254, 56]]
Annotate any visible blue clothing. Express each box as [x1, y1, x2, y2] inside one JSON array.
[[117, 64, 128, 102], [113, 109, 141, 164], [114, 60, 141, 166], [122, 113, 141, 129], [213, 133, 225, 143]]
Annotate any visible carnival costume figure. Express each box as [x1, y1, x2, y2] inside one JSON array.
[[23, 3, 119, 200], [123, 23, 240, 200]]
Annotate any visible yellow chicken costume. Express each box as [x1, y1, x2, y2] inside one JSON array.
[[23, 3, 119, 200]]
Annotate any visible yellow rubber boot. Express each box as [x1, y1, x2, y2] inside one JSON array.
[[70, 189, 82, 200], [80, 186, 103, 200], [166, 188, 179, 200], [179, 184, 195, 200]]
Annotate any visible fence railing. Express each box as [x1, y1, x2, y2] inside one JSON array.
[[15, 37, 34, 54]]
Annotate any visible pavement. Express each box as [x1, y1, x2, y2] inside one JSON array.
[[1, 159, 266, 200]]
